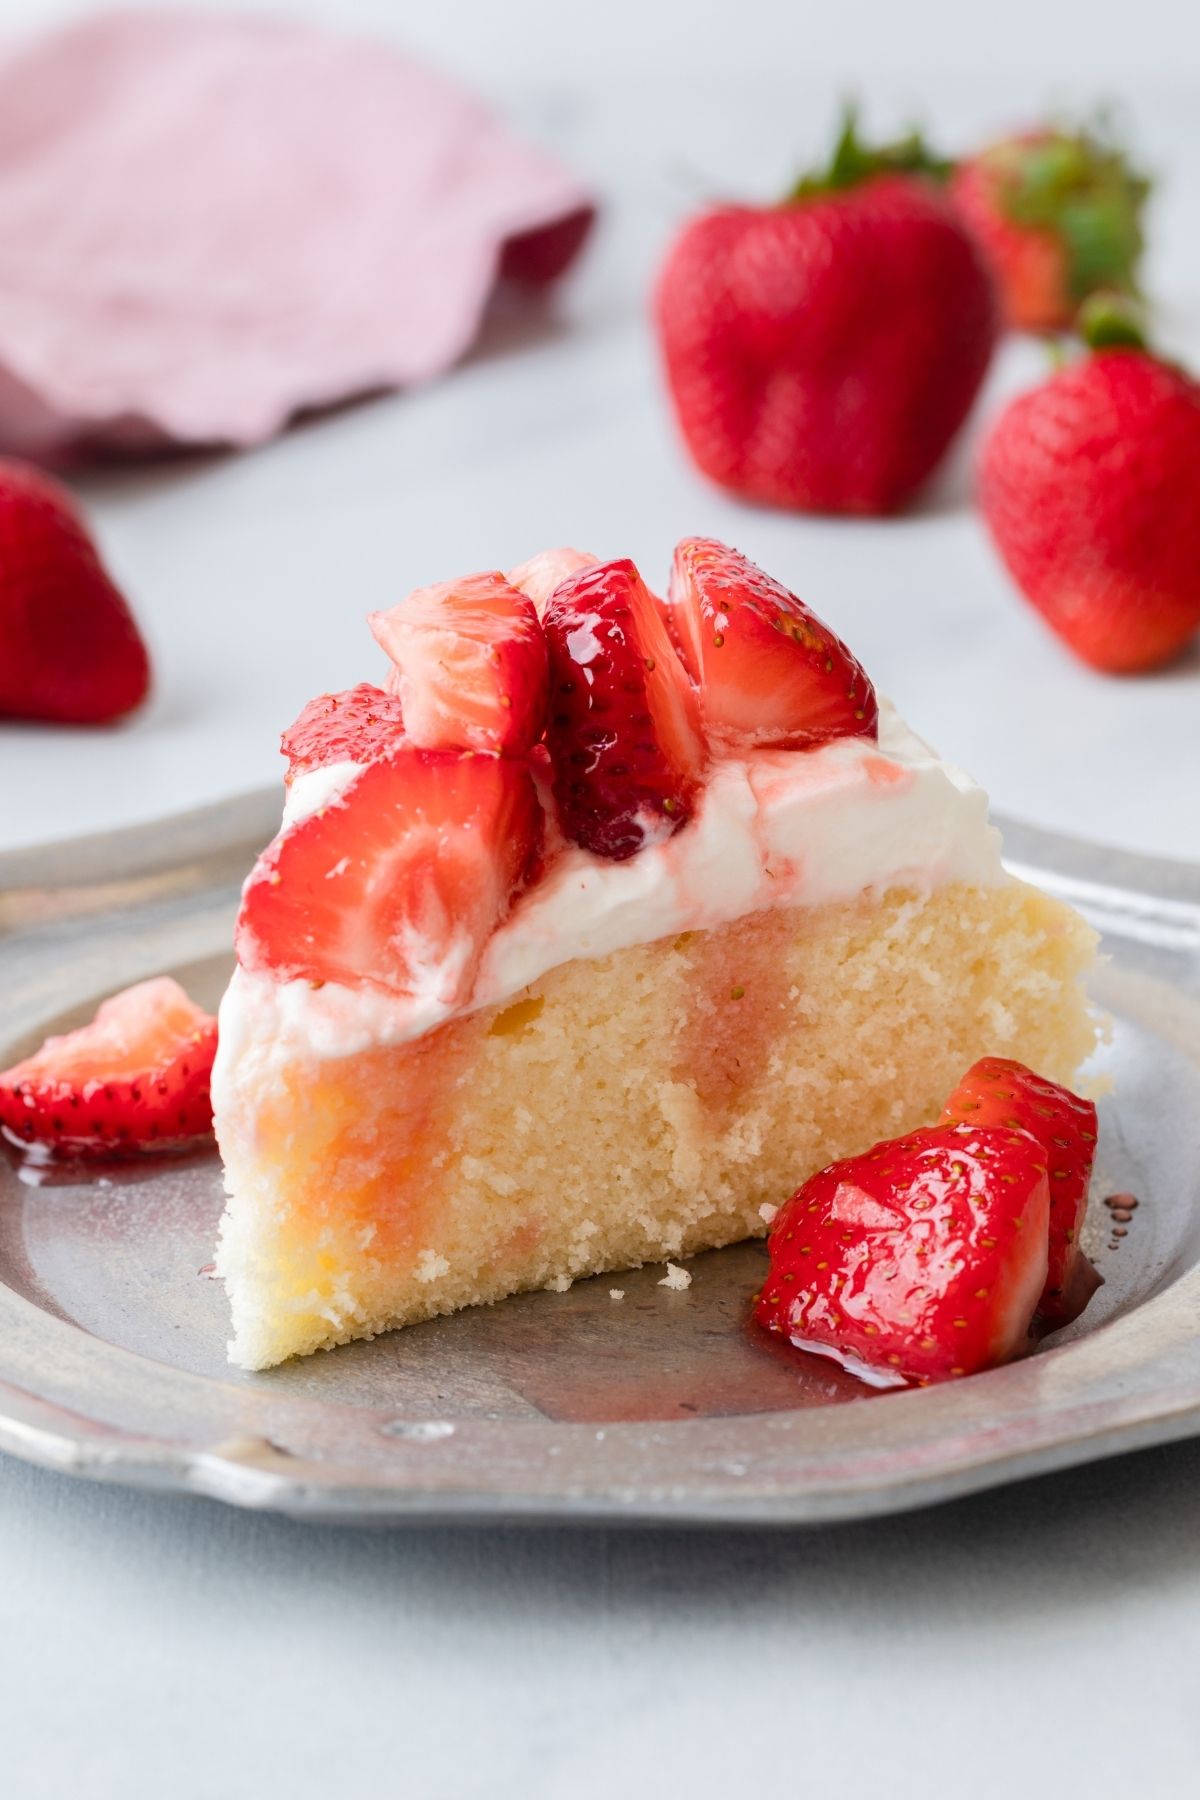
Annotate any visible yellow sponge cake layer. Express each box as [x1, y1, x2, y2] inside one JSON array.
[[214, 877, 1097, 1369]]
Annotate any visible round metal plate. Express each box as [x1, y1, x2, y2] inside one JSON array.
[[0, 798, 1197, 1524]]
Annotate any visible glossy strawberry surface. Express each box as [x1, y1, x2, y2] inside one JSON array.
[[237, 749, 543, 1000], [0, 977, 216, 1157], [940, 1058, 1097, 1324], [655, 176, 997, 514], [669, 537, 878, 750], [980, 349, 1200, 672], [543, 557, 704, 860], [755, 1123, 1050, 1386]]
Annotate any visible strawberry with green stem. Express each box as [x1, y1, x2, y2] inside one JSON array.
[[655, 107, 997, 515], [952, 122, 1149, 333], [980, 295, 1200, 673]]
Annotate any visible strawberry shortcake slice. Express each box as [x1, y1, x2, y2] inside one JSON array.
[[212, 540, 1098, 1368]]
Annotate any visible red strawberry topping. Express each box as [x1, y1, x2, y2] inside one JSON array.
[[0, 977, 216, 1158], [542, 557, 705, 861], [755, 1123, 1050, 1386], [0, 459, 150, 725], [237, 749, 543, 1001], [669, 538, 878, 750], [940, 1057, 1097, 1324], [280, 683, 406, 784], [369, 571, 547, 755]]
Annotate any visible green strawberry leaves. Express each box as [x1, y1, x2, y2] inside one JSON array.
[[789, 104, 952, 202], [986, 126, 1150, 303]]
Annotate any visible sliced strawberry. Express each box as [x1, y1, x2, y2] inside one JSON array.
[[507, 547, 598, 617], [542, 557, 705, 861], [0, 977, 217, 1158], [755, 1123, 1050, 1386], [237, 749, 543, 1001], [668, 538, 878, 750], [280, 683, 406, 785], [369, 571, 547, 755], [940, 1057, 1097, 1324]]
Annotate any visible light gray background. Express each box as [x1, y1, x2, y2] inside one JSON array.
[[2, 2, 1199, 1795], [2, 0, 1200, 858]]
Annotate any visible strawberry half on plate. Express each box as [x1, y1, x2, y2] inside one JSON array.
[[0, 977, 217, 1158], [941, 1057, 1099, 1324], [755, 1122, 1051, 1386]]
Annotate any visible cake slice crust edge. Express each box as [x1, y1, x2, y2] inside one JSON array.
[[213, 877, 1099, 1370]]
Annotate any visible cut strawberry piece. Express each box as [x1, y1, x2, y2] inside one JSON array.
[[237, 749, 543, 1001], [507, 547, 598, 617], [369, 571, 548, 754], [0, 977, 217, 1157], [940, 1057, 1097, 1324], [755, 1123, 1050, 1386], [669, 538, 878, 751], [280, 683, 406, 785], [542, 557, 705, 861]]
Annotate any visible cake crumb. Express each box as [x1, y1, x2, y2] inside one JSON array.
[[547, 1273, 573, 1293], [659, 1263, 692, 1291], [609, 1288, 625, 1301], [415, 1249, 450, 1284], [758, 1203, 779, 1225]]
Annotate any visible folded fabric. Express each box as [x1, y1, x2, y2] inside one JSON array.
[[0, 11, 594, 456]]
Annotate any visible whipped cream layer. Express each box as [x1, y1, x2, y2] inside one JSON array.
[[217, 704, 1005, 1065]]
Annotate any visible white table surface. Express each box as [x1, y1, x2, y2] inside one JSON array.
[[2, 3, 1199, 1795]]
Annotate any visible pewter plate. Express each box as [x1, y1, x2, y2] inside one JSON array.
[[0, 798, 1198, 1526]]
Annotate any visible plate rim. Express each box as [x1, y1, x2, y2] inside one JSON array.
[[1, 795, 1198, 1527]]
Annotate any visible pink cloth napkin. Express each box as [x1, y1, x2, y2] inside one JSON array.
[[0, 11, 594, 456]]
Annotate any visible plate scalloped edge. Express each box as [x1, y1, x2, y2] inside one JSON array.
[[0, 792, 1197, 1527]]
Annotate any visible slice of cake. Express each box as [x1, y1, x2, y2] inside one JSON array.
[[212, 539, 1098, 1369]]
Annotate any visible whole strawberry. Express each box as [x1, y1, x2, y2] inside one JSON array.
[[952, 125, 1148, 333], [0, 459, 150, 724], [980, 302, 1200, 673], [654, 112, 998, 514]]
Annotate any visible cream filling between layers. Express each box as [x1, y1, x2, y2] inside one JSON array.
[[214, 703, 1006, 1070]]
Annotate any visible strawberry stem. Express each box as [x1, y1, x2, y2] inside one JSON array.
[[788, 103, 952, 201], [1077, 291, 1148, 352]]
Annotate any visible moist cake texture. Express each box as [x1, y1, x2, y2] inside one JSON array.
[[215, 877, 1096, 1370], [212, 541, 1099, 1369]]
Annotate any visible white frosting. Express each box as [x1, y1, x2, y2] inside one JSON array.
[[215, 703, 1004, 1070], [282, 760, 360, 825]]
